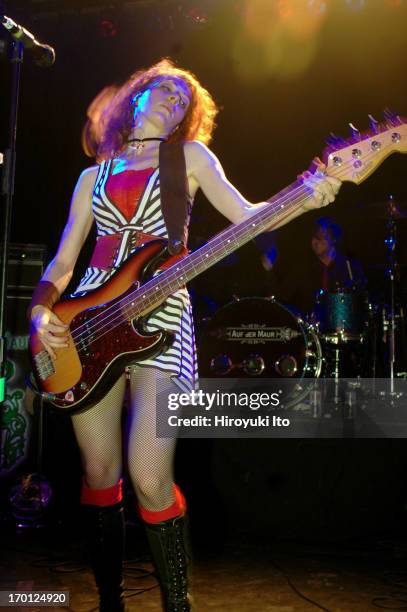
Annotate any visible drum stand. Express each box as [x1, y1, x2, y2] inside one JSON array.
[[332, 346, 341, 406], [383, 196, 403, 395]]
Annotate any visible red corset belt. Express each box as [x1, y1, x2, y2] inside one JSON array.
[[89, 167, 188, 271], [89, 167, 159, 270], [89, 231, 159, 271]]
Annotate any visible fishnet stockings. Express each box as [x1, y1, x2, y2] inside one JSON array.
[[71, 366, 177, 512]]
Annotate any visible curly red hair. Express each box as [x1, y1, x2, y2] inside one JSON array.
[[97, 58, 219, 160]]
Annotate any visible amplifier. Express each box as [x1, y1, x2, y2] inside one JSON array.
[[4, 243, 48, 297], [1, 244, 47, 476]]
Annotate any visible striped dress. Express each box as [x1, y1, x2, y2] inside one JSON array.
[[72, 159, 198, 392]]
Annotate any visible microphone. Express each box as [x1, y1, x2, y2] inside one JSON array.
[[1, 15, 55, 67]]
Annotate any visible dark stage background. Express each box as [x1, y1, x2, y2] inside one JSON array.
[[2, 0, 407, 543]]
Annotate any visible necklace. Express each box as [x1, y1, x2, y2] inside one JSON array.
[[127, 137, 166, 155]]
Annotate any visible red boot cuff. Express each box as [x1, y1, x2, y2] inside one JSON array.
[[81, 477, 123, 506], [139, 483, 186, 524]]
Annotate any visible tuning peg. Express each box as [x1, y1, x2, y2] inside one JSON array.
[[326, 132, 339, 147], [326, 132, 347, 148], [368, 114, 380, 134], [349, 122, 361, 140], [383, 108, 402, 125]]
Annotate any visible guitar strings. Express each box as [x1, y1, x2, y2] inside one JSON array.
[[70, 184, 313, 343], [67, 185, 334, 354], [65, 153, 375, 354]]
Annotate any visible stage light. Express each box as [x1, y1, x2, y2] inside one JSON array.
[[185, 5, 209, 24], [234, 0, 325, 82], [241, 0, 279, 43], [99, 18, 117, 38], [278, 0, 294, 19]]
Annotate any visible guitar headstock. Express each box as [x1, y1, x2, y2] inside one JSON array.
[[323, 111, 407, 184]]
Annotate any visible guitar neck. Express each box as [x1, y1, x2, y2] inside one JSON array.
[[121, 179, 312, 321]]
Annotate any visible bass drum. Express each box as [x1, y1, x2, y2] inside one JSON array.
[[198, 297, 322, 407]]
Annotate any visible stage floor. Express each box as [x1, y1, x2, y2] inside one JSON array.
[[1, 522, 405, 611]]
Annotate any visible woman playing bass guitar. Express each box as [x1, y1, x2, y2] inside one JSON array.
[[28, 59, 341, 612]]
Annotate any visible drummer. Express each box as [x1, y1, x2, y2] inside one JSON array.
[[311, 216, 366, 294], [264, 216, 367, 316]]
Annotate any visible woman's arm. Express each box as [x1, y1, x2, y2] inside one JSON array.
[[185, 141, 341, 228], [41, 166, 98, 290], [30, 165, 97, 357]]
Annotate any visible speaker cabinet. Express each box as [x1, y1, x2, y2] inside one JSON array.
[[1, 244, 46, 476]]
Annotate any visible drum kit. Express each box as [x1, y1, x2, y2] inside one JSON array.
[[198, 197, 407, 414]]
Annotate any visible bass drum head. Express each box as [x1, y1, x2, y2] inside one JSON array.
[[198, 297, 321, 390]]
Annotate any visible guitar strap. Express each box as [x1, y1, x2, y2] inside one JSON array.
[[159, 141, 191, 255]]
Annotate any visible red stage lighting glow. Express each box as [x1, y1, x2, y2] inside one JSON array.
[[99, 19, 117, 38]]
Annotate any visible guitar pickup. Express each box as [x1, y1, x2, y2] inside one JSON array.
[[34, 350, 55, 381]]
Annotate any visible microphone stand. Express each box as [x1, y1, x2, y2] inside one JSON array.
[[0, 38, 24, 404], [0, 23, 55, 525], [0, 14, 54, 406], [386, 198, 398, 393]]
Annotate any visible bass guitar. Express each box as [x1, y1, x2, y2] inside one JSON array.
[[29, 113, 407, 412]]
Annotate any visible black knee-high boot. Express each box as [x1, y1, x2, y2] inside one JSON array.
[[82, 503, 126, 612], [144, 514, 193, 612]]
